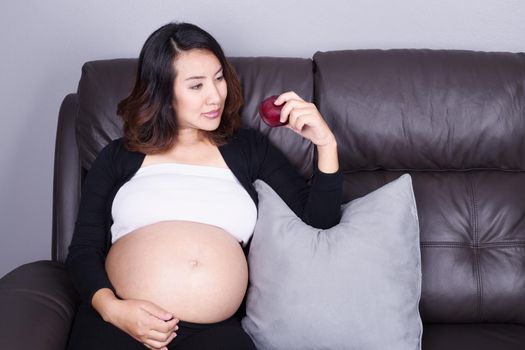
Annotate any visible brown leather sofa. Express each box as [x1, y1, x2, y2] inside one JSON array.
[[1, 49, 525, 349]]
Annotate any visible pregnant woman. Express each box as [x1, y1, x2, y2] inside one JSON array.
[[66, 22, 342, 350]]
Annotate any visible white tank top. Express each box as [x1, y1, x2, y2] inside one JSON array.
[[111, 163, 257, 245]]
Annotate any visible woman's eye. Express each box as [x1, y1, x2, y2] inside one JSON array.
[[190, 83, 203, 90], [216, 75, 224, 81]]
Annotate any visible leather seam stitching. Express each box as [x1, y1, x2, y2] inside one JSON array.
[[420, 242, 525, 248], [469, 174, 483, 321]]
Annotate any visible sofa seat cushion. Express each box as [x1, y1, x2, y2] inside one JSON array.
[[422, 323, 525, 350]]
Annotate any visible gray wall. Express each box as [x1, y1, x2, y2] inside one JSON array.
[[1, 0, 524, 278]]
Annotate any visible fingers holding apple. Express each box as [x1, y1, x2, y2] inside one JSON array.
[[259, 92, 313, 127], [258, 91, 339, 173], [272, 91, 336, 147]]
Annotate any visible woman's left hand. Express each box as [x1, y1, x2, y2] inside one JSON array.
[[274, 91, 336, 147]]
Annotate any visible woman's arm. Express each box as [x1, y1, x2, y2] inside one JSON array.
[[275, 91, 339, 174], [92, 288, 178, 349], [65, 142, 118, 303], [252, 91, 343, 228], [253, 132, 342, 229]]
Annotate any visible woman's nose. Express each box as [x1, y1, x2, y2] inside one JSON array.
[[206, 83, 221, 104]]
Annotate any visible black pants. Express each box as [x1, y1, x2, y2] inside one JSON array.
[[67, 303, 256, 349]]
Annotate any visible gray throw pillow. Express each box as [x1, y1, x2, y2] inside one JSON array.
[[242, 174, 422, 350]]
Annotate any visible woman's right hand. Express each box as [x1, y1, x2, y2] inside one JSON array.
[[93, 288, 179, 350]]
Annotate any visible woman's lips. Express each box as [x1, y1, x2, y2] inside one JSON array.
[[203, 109, 220, 118]]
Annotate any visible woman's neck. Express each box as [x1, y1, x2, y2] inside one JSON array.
[[175, 129, 210, 147]]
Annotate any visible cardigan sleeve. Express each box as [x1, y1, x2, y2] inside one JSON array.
[[65, 141, 118, 303], [251, 130, 343, 228]]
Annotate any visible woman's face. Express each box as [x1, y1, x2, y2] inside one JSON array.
[[172, 49, 227, 136]]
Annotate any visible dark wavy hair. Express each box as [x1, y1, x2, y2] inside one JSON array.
[[117, 22, 243, 153]]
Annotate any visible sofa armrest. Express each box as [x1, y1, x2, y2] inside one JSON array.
[[0, 261, 79, 349], [53, 93, 80, 263]]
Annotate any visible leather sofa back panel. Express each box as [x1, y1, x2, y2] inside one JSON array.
[[314, 49, 525, 171], [77, 58, 137, 169], [229, 57, 314, 178], [76, 57, 314, 178], [342, 171, 525, 323]]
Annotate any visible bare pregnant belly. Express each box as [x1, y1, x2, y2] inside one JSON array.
[[105, 221, 248, 323]]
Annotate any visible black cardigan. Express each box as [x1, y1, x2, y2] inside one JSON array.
[[66, 128, 343, 303]]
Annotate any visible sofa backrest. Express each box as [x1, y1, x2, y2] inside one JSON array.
[[54, 49, 525, 326], [76, 57, 315, 176], [314, 49, 525, 324]]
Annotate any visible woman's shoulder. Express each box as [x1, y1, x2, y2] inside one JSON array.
[[90, 138, 145, 173], [94, 138, 128, 162], [98, 138, 144, 157]]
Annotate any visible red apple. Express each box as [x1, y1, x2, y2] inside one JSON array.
[[259, 95, 287, 127]]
